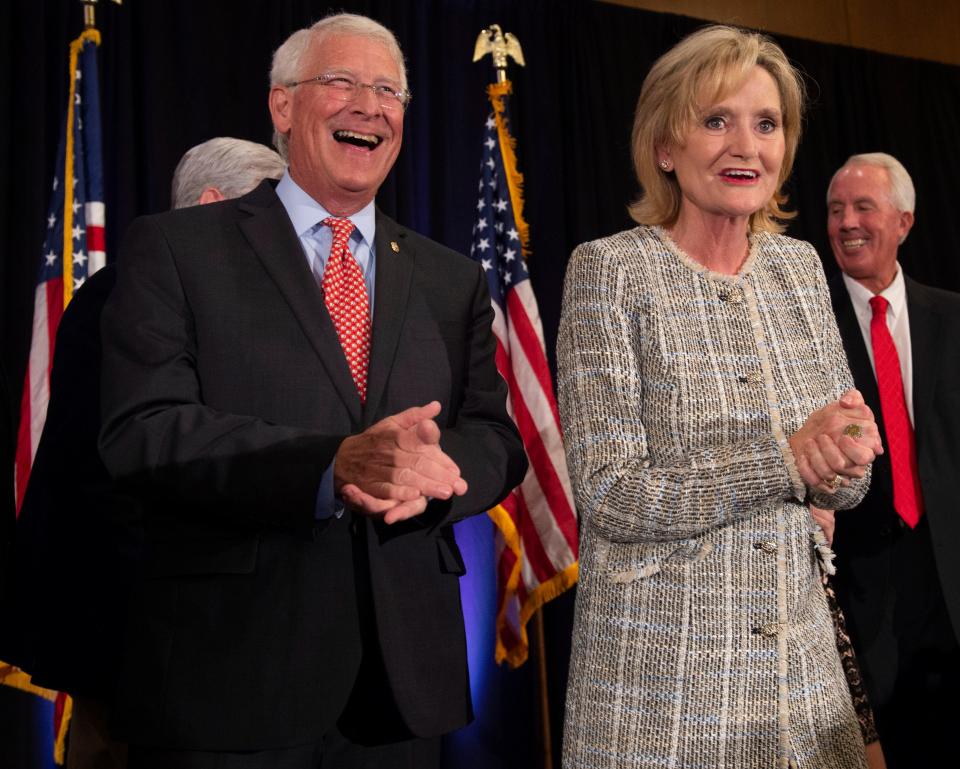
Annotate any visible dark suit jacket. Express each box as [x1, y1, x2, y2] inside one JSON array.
[[829, 274, 960, 658], [98, 182, 526, 751], [0, 265, 143, 698]]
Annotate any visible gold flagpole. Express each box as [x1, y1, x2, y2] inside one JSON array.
[[80, 0, 123, 30], [532, 609, 553, 769]]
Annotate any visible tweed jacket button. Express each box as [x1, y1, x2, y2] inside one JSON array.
[[753, 540, 777, 553], [718, 285, 743, 304], [752, 622, 781, 638]]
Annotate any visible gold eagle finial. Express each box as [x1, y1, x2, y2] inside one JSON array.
[[473, 24, 525, 82]]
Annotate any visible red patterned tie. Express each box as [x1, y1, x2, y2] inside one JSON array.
[[321, 217, 371, 402], [869, 295, 923, 527]]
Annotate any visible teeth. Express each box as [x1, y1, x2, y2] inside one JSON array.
[[333, 130, 381, 147], [724, 169, 757, 178], [842, 239, 867, 248]]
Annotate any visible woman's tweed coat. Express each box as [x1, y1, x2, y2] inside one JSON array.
[[558, 226, 869, 769]]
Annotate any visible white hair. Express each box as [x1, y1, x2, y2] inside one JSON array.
[[269, 13, 408, 161], [828, 151, 916, 213], [171, 137, 286, 209]]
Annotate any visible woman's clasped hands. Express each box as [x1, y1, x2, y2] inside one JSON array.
[[788, 388, 884, 495]]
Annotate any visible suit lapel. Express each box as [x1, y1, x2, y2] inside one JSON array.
[[236, 182, 362, 424], [364, 211, 414, 424], [905, 277, 941, 440]]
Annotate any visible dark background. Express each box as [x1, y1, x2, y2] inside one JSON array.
[[2, 0, 959, 766]]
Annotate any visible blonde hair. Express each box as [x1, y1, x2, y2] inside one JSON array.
[[629, 25, 806, 233]]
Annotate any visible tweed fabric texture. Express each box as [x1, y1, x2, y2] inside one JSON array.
[[558, 226, 869, 769]]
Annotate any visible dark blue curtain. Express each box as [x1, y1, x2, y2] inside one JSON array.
[[2, 1, 959, 767]]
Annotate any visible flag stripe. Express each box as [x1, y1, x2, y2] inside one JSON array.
[[497, 338, 578, 561], [503, 326, 577, 536], [504, 310, 567, 465], [14, 380, 33, 513], [87, 226, 106, 252], [515, 489, 560, 584], [505, 285, 561, 424], [495, 320, 578, 552]]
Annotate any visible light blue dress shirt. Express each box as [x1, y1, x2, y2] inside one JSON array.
[[275, 171, 377, 314], [274, 171, 378, 519]]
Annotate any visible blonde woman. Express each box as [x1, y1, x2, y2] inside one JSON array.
[[559, 26, 882, 769]]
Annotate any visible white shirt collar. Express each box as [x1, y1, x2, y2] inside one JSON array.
[[842, 262, 906, 320]]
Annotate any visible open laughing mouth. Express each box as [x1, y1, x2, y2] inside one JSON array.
[[840, 238, 867, 250], [720, 169, 759, 182], [333, 129, 382, 150]]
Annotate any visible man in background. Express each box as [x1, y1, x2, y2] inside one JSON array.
[[827, 152, 960, 769], [1, 137, 285, 769], [171, 137, 287, 208]]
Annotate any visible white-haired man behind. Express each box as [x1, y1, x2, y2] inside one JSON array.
[[171, 136, 285, 208], [826, 152, 960, 769]]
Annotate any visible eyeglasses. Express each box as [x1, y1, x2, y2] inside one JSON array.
[[287, 73, 412, 111]]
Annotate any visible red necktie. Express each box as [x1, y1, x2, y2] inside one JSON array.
[[321, 217, 370, 402], [869, 295, 923, 527]]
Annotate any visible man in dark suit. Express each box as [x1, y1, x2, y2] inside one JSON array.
[[98, 13, 526, 769], [827, 152, 960, 769], [1, 137, 286, 769]]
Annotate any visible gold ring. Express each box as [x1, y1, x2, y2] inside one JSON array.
[[823, 474, 841, 491], [842, 423, 863, 439]]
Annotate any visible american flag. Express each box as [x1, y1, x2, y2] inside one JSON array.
[[14, 29, 105, 513], [3, 28, 105, 765], [469, 81, 578, 668]]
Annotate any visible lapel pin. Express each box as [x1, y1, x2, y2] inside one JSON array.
[[390, 240, 400, 253]]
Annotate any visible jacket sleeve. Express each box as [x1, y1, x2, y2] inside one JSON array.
[[557, 239, 814, 544]]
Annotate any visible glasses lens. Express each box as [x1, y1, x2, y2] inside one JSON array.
[[317, 77, 407, 109], [325, 77, 356, 99]]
